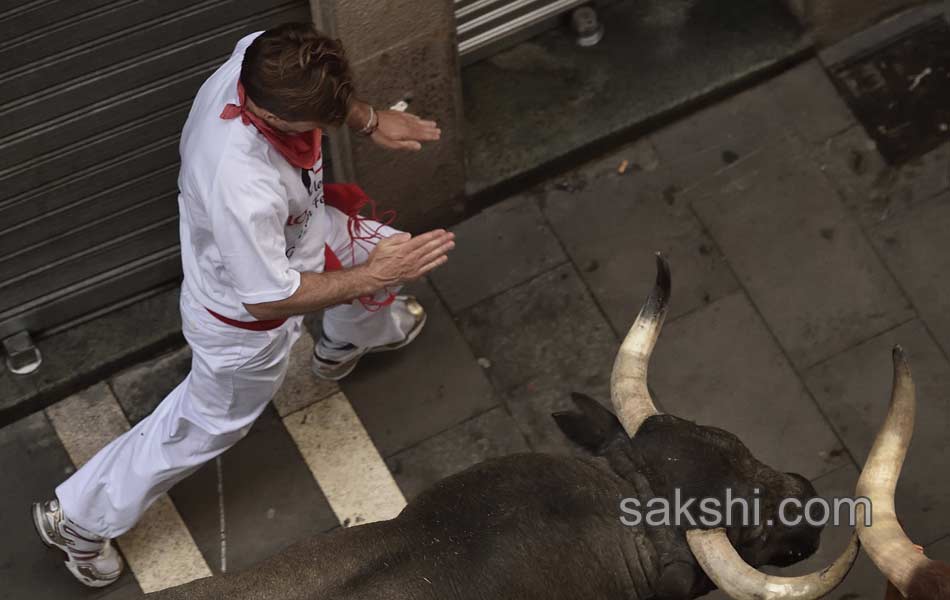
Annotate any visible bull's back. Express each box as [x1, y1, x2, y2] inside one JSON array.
[[148, 454, 642, 599]]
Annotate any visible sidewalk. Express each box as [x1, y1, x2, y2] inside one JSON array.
[[4, 52, 950, 600]]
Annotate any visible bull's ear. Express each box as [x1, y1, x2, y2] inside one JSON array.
[[552, 393, 624, 453]]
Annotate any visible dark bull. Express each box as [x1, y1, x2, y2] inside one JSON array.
[[150, 255, 859, 600]]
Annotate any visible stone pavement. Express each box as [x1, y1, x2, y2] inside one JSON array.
[[4, 56, 950, 599], [462, 0, 808, 196]]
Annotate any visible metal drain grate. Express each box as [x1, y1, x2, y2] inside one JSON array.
[[827, 16, 950, 165]]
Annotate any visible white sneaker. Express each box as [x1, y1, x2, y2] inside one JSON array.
[[32, 498, 124, 588], [312, 295, 427, 380]]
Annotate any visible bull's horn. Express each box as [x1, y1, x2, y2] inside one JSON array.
[[611, 253, 670, 437], [854, 346, 942, 597], [622, 255, 860, 598], [686, 528, 860, 599]]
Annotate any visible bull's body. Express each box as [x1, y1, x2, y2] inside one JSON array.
[[149, 257, 852, 600], [153, 453, 676, 600], [152, 410, 816, 600]]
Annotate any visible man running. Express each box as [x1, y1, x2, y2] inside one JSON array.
[[32, 22, 455, 587]]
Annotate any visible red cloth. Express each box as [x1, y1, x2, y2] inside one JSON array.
[[220, 81, 322, 170], [324, 182, 369, 216], [323, 243, 344, 272], [323, 184, 396, 311], [205, 308, 286, 331]]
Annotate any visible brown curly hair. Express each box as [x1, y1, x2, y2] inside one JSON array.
[[240, 22, 354, 125]]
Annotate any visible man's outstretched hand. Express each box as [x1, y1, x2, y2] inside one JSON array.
[[372, 110, 441, 151], [364, 230, 455, 289]]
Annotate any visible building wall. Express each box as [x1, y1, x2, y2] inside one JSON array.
[[312, 0, 467, 231]]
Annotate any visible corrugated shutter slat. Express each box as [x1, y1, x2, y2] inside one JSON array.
[[454, 0, 589, 63], [0, 0, 311, 340]]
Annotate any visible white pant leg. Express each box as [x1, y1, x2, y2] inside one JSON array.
[[56, 288, 302, 539], [320, 206, 409, 348]]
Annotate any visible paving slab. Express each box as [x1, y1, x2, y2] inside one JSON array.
[[98, 583, 146, 600], [872, 193, 950, 359], [536, 136, 662, 199], [651, 292, 849, 480], [169, 404, 338, 575], [270, 330, 339, 418], [501, 372, 613, 457], [930, 536, 950, 562], [540, 150, 738, 334], [803, 319, 950, 545], [760, 59, 856, 144], [0, 412, 140, 599], [688, 136, 915, 369], [341, 281, 497, 457], [811, 126, 950, 228], [574, 137, 662, 176], [428, 195, 567, 313], [110, 345, 190, 426], [386, 407, 530, 501], [650, 84, 791, 188], [457, 263, 619, 393], [650, 57, 854, 197]]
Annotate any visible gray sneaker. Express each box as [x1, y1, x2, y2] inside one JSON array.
[[312, 295, 427, 380], [32, 498, 124, 588]]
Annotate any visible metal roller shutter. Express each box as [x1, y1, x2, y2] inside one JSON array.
[[455, 0, 591, 64], [0, 0, 313, 343]]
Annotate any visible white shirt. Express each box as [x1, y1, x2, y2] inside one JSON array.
[[177, 32, 327, 321]]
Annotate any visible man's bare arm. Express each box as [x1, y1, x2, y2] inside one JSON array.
[[245, 229, 455, 320], [244, 268, 377, 321]]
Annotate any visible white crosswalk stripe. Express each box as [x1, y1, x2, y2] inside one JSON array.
[[283, 389, 407, 526], [276, 332, 406, 525], [45, 383, 213, 594]]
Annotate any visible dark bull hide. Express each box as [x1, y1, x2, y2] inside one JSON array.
[[150, 256, 858, 600]]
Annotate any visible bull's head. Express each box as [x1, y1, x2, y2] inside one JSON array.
[[554, 255, 859, 599], [854, 348, 950, 599]]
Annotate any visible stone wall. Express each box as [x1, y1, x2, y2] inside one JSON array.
[[311, 0, 466, 231]]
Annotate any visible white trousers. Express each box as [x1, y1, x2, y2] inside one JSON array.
[[57, 208, 405, 538]]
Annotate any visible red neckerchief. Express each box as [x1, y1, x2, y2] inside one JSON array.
[[220, 81, 322, 169]]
